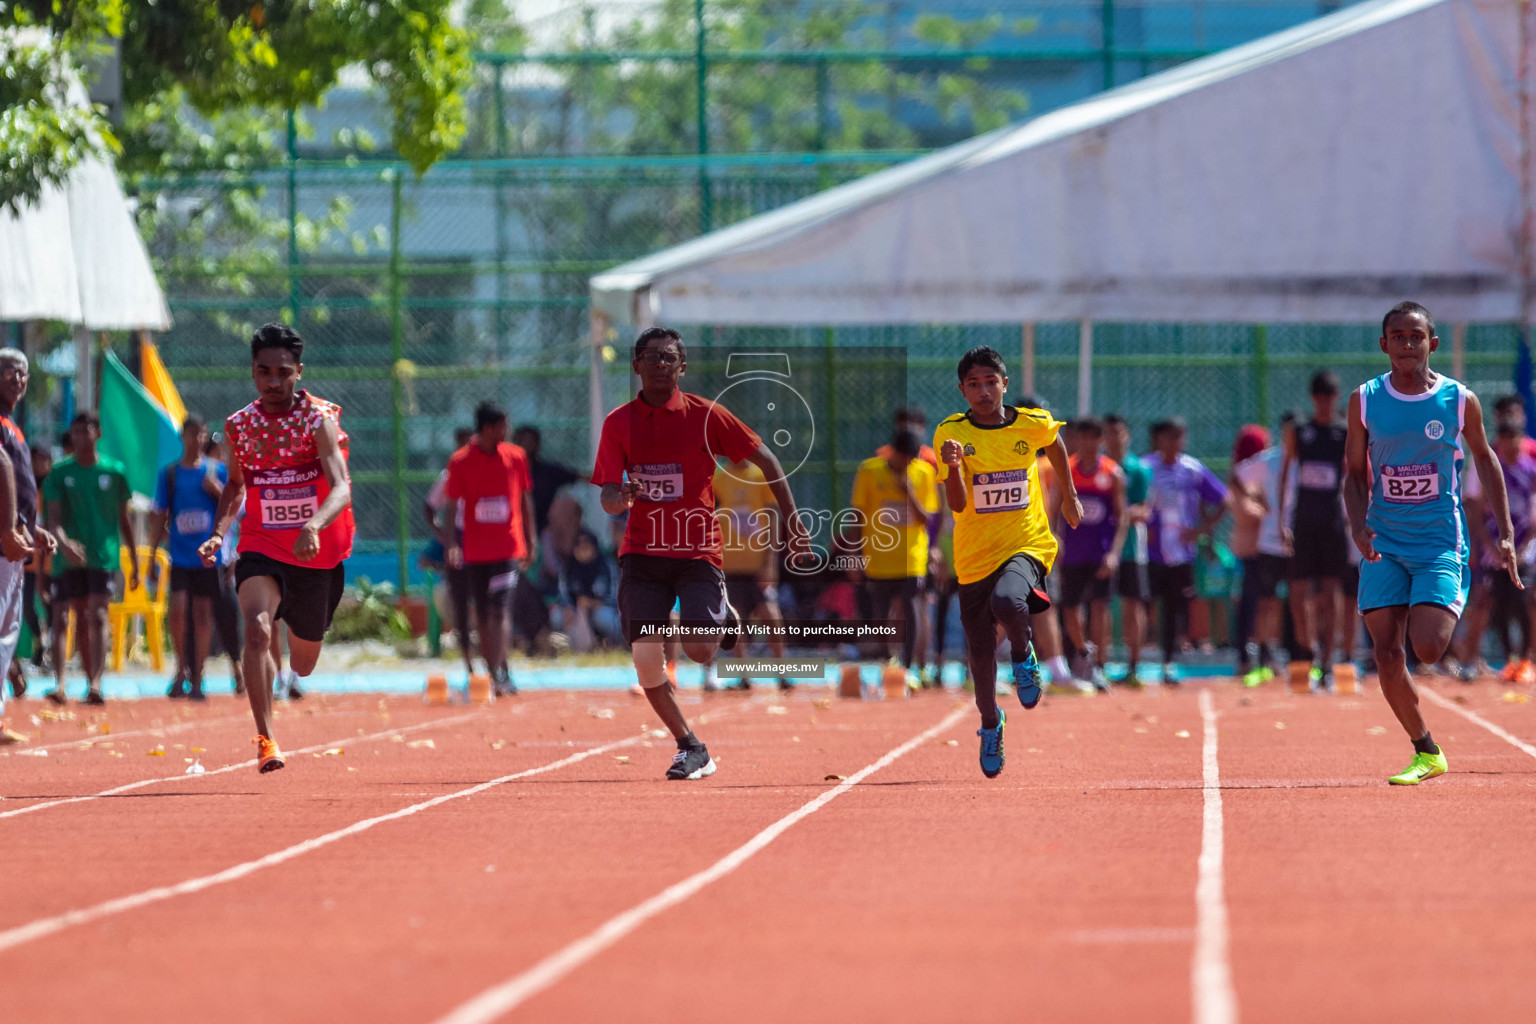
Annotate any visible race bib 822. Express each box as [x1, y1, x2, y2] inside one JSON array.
[[1380, 463, 1438, 505]]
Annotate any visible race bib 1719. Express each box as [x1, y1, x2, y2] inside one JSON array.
[[971, 469, 1029, 514]]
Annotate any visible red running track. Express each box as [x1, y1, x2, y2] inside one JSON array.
[[3, 679, 1535, 1022]]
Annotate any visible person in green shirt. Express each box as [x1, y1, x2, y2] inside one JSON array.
[[42, 412, 137, 705], [1104, 414, 1152, 686]]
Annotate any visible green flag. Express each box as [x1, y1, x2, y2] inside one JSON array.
[[100, 350, 181, 498]]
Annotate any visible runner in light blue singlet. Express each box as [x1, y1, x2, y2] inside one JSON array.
[[1345, 301, 1519, 786], [1356, 371, 1470, 615]]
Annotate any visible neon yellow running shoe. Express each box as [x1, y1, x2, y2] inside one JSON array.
[[1388, 751, 1448, 785], [1240, 667, 1266, 688]]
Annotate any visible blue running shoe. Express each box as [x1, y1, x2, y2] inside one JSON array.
[[977, 708, 1006, 778], [1013, 646, 1044, 709]]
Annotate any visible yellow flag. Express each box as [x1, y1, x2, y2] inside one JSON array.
[[140, 338, 187, 427]]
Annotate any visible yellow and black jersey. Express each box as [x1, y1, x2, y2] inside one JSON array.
[[932, 406, 1064, 584]]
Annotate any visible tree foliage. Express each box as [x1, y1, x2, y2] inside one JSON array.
[[0, 0, 473, 212]]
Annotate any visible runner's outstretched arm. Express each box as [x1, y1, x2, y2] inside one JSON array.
[[1042, 435, 1082, 529], [200, 435, 244, 568], [521, 490, 538, 569], [0, 448, 29, 562], [292, 416, 351, 563], [118, 496, 140, 591], [1103, 469, 1128, 578], [744, 444, 810, 563], [1343, 390, 1376, 562], [939, 440, 966, 513], [1462, 392, 1521, 586]]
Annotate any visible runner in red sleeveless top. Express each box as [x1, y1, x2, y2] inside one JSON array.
[[200, 324, 355, 773]]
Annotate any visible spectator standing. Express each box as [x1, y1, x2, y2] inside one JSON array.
[[43, 412, 137, 705], [445, 402, 536, 695], [147, 415, 228, 701], [426, 427, 474, 676], [513, 425, 580, 534], [1145, 417, 1228, 684], [0, 349, 44, 744]]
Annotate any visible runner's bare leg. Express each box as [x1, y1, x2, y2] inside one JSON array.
[[238, 576, 282, 739]]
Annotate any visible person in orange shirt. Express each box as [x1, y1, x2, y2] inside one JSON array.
[[445, 402, 537, 696], [713, 456, 790, 690]]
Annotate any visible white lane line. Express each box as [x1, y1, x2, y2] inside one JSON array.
[[14, 712, 251, 754], [1194, 690, 1238, 1024], [0, 711, 488, 821], [430, 706, 968, 1024], [0, 730, 648, 954], [1422, 687, 1536, 760]]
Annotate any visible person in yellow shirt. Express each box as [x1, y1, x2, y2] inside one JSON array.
[[935, 347, 1081, 779], [849, 430, 939, 680], [713, 457, 790, 690]]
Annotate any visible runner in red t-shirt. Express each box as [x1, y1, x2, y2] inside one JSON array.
[[593, 327, 810, 780], [200, 324, 355, 774], [444, 402, 536, 696]]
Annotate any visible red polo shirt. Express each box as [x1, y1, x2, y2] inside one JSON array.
[[592, 388, 762, 567], [445, 441, 533, 563]]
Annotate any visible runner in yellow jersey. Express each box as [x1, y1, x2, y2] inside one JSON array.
[[934, 347, 1081, 779], [713, 456, 790, 690], [850, 429, 939, 683]]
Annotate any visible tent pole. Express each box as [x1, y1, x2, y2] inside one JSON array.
[[1452, 323, 1466, 381], [589, 308, 610, 470], [1022, 323, 1036, 398], [74, 326, 94, 412], [1077, 318, 1093, 415]]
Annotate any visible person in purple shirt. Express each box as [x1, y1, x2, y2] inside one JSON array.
[[1460, 419, 1536, 682], [1144, 417, 1229, 683]]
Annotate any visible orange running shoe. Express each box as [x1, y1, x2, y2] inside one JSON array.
[[1518, 660, 1536, 686], [254, 735, 285, 773], [1500, 660, 1521, 683]]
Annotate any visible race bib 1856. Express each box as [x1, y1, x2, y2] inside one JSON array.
[[630, 462, 684, 503], [251, 463, 321, 531], [972, 469, 1029, 514], [1381, 463, 1438, 504]]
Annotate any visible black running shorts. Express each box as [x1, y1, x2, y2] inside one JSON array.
[[235, 551, 346, 643]]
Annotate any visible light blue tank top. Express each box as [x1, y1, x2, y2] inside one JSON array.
[[1359, 372, 1468, 559]]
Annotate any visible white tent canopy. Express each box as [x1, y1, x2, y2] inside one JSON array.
[[591, 0, 1534, 328], [0, 155, 172, 332], [0, 46, 171, 333]]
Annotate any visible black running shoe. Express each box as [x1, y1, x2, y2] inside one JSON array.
[[493, 667, 518, 697], [666, 743, 717, 780], [776, 676, 795, 691], [168, 678, 188, 699], [719, 602, 742, 653], [188, 687, 208, 702], [84, 690, 105, 706]]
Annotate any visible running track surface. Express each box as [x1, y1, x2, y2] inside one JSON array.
[[4, 680, 1535, 1023]]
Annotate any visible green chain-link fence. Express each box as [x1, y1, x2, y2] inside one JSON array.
[[138, 156, 1527, 589]]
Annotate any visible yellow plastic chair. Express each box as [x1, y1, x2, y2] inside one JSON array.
[[109, 547, 171, 672]]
